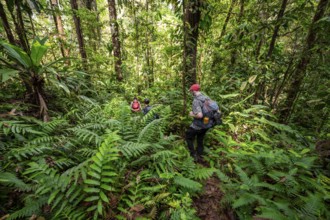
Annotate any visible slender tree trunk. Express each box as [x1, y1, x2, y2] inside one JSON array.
[[70, 0, 87, 68], [86, 0, 98, 52], [182, 0, 187, 116], [50, 0, 69, 60], [0, 2, 16, 45], [10, 0, 30, 52], [271, 57, 294, 108], [267, 0, 288, 58], [255, 0, 289, 104], [145, 0, 154, 87], [132, 1, 140, 77], [183, 0, 202, 87], [108, 0, 123, 81], [230, 0, 244, 65], [94, 2, 102, 44], [220, 0, 236, 38], [279, 0, 329, 122]]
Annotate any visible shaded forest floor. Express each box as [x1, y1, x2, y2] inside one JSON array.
[[193, 159, 235, 220]]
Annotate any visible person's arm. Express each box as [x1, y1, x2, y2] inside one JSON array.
[[189, 111, 203, 118], [189, 99, 203, 118]]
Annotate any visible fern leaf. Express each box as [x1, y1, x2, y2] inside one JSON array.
[[119, 142, 150, 158], [0, 172, 32, 192], [7, 196, 48, 220], [193, 168, 217, 180], [173, 176, 202, 191]]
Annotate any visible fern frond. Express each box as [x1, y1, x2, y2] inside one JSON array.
[[84, 132, 121, 218], [138, 119, 162, 143], [77, 147, 97, 158], [29, 136, 58, 145], [71, 128, 102, 146], [234, 164, 250, 184], [53, 206, 86, 220], [215, 170, 231, 183], [193, 168, 217, 180], [8, 145, 52, 161], [0, 172, 33, 192], [7, 196, 48, 220], [232, 193, 257, 209], [119, 142, 150, 158], [41, 119, 69, 134], [1, 120, 45, 136], [173, 176, 202, 191], [257, 206, 290, 220], [298, 193, 324, 219]]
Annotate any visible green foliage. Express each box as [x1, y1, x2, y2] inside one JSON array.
[[84, 132, 120, 219], [0, 0, 329, 218], [208, 107, 330, 219]]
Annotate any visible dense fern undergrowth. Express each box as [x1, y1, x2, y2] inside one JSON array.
[[0, 87, 330, 220]]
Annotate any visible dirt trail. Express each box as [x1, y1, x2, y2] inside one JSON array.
[[193, 177, 235, 220]]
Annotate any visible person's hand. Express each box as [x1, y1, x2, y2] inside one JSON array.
[[189, 111, 195, 117]]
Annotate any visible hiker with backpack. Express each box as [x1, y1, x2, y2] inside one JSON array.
[[142, 98, 152, 115], [131, 97, 141, 112], [186, 84, 222, 163], [142, 98, 160, 119]]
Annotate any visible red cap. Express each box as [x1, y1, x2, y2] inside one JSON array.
[[189, 84, 200, 91]]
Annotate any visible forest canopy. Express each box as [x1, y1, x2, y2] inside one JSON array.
[[0, 0, 329, 219]]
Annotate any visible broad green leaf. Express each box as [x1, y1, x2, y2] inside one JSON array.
[[0, 42, 31, 67], [84, 187, 100, 193], [90, 164, 102, 173], [240, 81, 247, 91], [31, 40, 48, 66], [301, 148, 310, 154], [85, 196, 99, 202], [0, 69, 19, 82], [220, 93, 240, 99], [102, 171, 117, 177], [100, 191, 109, 203], [248, 75, 257, 84], [88, 171, 101, 179], [100, 184, 113, 191], [85, 179, 100, 186], [101, 178, 114, 183], [86, 205, 97, 212], [97, 200, 103, 215], [96, 152, 103, 162]]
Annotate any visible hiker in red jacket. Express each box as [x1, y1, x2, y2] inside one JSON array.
[[131, 97, 141, 112]]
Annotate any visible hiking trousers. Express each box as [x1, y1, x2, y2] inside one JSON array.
[[185, 127, 208, 157]]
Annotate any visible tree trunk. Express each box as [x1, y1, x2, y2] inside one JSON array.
[[70, 0, 87, 68], [254, 0, 289, 104], [145, 0, 154, 87], [9, 0, 30, 52], [267, 0, 288, 58], [108, 0, 123, 81], [220, 0, 236, 38], [94, 2, 102, 44], [183, 0, 202, 87], [0, 1, 16, 45], [28, 13, 36, 39], [50, 0, 69, 60], [230, 0, 244, 66], [279, 0, 329, 122], [271, 57, 294, 109], [86, 0, 99, 52]]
